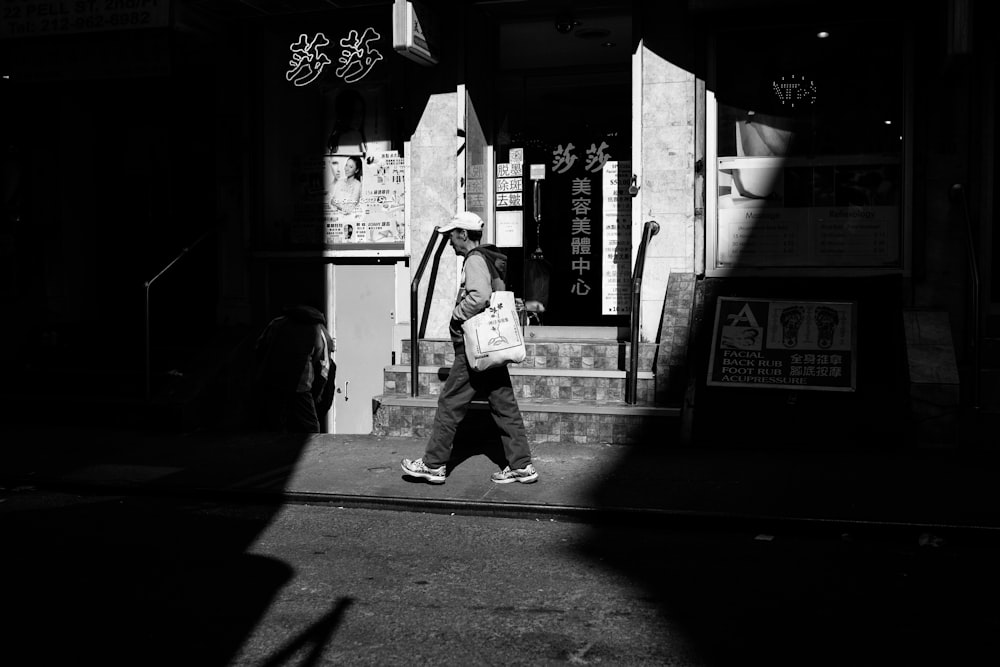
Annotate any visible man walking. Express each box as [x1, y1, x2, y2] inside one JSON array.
[[401, 211, 538, 485]]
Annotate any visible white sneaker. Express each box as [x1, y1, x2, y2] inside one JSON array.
[[400, 458, 446, 484], [491, 464, 538, 484]]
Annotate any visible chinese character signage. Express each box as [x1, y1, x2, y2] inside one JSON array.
[[552, 139, 614, 320], [286, 33, 332, 86], [707, 297, 856, 391], [287, 26, 383, 87], [518, 133, 627, 326], [495, 162, 523, 209], [494, 156, 523, 247]]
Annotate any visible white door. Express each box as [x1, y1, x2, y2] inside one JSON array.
[[331, 264, 395, 433]]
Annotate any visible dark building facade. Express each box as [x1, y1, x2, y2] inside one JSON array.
[[0, 0, 995, 443]]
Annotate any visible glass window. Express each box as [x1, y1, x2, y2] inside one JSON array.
[[713, 21, 904, 269]]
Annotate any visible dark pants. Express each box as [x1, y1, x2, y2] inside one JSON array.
[[423, 342, 532, 470]]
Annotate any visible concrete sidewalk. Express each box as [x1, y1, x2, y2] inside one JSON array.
[[2, 426, 1000, 533]]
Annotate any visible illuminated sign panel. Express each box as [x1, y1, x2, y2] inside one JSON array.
[[392, 0, 437, 66], [772, 74, 817, 108]]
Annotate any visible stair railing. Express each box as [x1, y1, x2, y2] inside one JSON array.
[[627, 220, 661, 405], [144, 230, 214, 402], [410, 228, 448, 396], [952, 183, 981, 411]]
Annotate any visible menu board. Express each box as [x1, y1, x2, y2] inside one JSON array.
[[716, 157, 900, 268]]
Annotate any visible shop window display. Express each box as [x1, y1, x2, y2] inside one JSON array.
[[713, 21, 904, 269]]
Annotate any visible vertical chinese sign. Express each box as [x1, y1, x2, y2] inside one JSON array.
[[707, 297, 856, 391], [495, 158, 524, 247], [538, 137, 629, 325]]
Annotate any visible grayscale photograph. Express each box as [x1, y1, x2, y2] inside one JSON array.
[[1, 1, 999, 665]]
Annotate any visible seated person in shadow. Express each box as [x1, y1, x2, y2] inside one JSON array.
[[252, 305, 336, 433]]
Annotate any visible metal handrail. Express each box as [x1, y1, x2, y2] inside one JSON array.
[[144, 230, 213, 402], [952, 184, 980, 410], [627, 220, 661, 405], [410, 227, 447, 396]]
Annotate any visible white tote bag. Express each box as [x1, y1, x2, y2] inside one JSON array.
[[461, 290, 527, 371]]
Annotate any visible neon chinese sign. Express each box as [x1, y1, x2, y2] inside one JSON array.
[[287, 28, 384, 87], [287, 33, 332, 86], [336, 28, 384, 83]]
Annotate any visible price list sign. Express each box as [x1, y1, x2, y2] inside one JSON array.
[[707, 297, 856, 391]]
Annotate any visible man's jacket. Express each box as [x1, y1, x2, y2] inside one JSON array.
[[449, 244, 508, 343]]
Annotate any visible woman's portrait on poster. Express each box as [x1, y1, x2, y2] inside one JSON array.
[[330, 155, 362, 215]]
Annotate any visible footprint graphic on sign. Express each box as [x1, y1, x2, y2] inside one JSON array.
[[814, 306, 840, 349], [779, 306, 804, 348]]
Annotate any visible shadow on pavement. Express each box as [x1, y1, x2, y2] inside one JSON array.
[[258, 597, 354, 667], [575, 518, 1000, 665], [0, 427, 321, 667], [573, 274, 1000, 663]]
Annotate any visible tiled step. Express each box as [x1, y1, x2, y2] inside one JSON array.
[[402, 338, 659, 371], [382, 364, 656, 405], [383, 337, 674, 445], [372, 395, 680, 446]]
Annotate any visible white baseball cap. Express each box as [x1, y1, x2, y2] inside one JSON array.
[[438, 210, 484, 233]]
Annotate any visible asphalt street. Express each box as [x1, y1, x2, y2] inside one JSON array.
[[3, 487, 998, 666]]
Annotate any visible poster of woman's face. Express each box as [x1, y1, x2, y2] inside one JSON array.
[[320, 150, 406, 250], [326, 158, 343, 193], [330, 155, 363, 214]]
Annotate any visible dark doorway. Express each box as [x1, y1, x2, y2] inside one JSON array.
[[488, 2, 633, 330]]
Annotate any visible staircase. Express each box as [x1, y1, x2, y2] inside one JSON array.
[[372, 337, 681, 446]]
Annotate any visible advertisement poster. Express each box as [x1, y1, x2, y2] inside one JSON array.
[[290, 150, 406, 252], [707, 297, 856, 391], [602, 160, 632, 315]]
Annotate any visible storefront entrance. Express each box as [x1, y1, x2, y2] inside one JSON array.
[[475, 1, 633, 333]]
